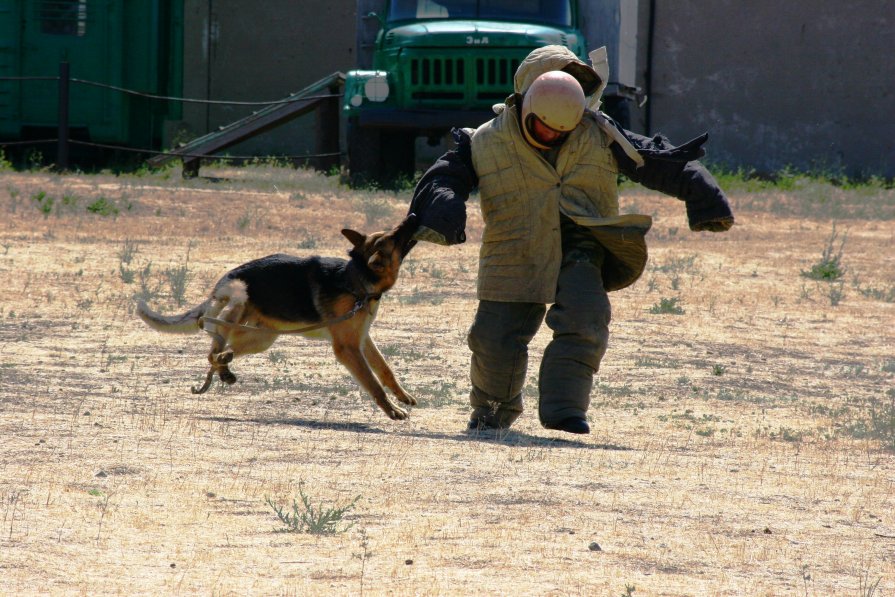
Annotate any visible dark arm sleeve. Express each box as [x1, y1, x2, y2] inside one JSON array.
[[407, 128, 478, 245], [612, 128, 735, 232]]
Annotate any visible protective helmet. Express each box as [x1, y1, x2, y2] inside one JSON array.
[[520, 71, 586, 150]]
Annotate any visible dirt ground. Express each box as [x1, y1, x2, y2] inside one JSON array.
[[0, 165, 893, 596]]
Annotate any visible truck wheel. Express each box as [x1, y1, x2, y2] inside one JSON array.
[[379, 131, 416, 186], [347, 119, 381, 187], [348, 120, 417, 188]]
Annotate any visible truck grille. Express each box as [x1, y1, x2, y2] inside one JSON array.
[[474, 57, 520, 101], [410, 57, 465, 87], [409, 57, 465, 100], [404, 53, 521, 107]]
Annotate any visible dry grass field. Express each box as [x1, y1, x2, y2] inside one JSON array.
[[0, 164, 893, 596]]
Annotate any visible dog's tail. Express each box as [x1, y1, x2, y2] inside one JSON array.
[[137, 299, 209, 334]]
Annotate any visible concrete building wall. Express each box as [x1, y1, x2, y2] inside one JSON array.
[[641, 0, 895, 178], [175, 1, 893, 178], [179, 0, 356, 155], [579, 0, 639, 88]]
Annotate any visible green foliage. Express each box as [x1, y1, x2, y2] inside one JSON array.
[[164, 263, 192, 306], [296, 236, 318, 250], [119, 264, 135, 284], [843, 391, 895, 452], [87, 197, 119, 217], [31, 191, 54, 217], [61, 192, 79, 208], [161, 244, 194, 305], [708, 164, 892, 193], [853, 279, 895, 303], [118, 239, 141, 284], [134, 262, 162, 303], [26, 149, 45, 170], [266, 484, 360, 535], [118, 238, 138, 265], [802, 225, 847, 281], [800, 225, 850, 306], [701, 165, 895, 220], [266, 350, 287, 365], [649, 296, 684, 315], [652, 254, 698, 274], [418, 379, 461, 408]]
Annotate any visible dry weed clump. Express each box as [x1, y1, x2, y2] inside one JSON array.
[[0, 168, 892, 595]]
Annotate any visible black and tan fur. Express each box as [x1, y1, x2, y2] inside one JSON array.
[[137, 214, 419, 420]]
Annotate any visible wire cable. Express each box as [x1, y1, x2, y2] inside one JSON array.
[[71, 78, 342, 106], [0, 75, 342, 106], [0, 139, 59, 147], [66, 139, 342, 161]]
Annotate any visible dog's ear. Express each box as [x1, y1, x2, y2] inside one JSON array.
[[341, 229, 366, 249]]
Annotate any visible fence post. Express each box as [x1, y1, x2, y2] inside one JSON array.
[[57, 62, 70, 171]]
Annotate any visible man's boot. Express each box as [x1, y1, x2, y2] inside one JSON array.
[[468, 388, 524, 430]]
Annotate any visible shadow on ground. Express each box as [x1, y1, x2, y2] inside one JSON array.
[[200, 416, 632, 451]]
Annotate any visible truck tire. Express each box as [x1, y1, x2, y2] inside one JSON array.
[[379, 130, 416, 185], [347, 119, 381, 187], [347, 119, 417, 188]]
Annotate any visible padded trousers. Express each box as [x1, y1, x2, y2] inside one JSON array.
[[468, 224, 611, 427]]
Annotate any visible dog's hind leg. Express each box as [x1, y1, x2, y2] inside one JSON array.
[[190, 329, 233, 394], [362, 337, 417, 406], [195, 294, 243, 391]]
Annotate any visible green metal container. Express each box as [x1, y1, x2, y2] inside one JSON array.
[[0, 0, 183, 149]]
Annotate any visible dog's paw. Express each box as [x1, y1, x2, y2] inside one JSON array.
[[219, 368, 237, 385], [385, 403, 408, 420], [396, 392, 417, 406]]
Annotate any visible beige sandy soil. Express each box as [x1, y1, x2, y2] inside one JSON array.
[[0, 166, 893, 595]]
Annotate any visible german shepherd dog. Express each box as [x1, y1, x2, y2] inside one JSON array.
[[137, 214, 420, 421]]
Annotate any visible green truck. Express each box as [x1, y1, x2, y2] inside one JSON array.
[[344, 0, 635, 185]]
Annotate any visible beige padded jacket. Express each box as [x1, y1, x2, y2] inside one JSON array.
[[471, 45, 650, 303]]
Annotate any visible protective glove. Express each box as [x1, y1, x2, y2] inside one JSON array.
[[637, 133, 708, 162], [610, 129, 734, 233], [407, 128, 476, 246], [408, 179, 469, 245]]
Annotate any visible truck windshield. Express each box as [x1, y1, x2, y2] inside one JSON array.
[[387, 0, 572, 28]]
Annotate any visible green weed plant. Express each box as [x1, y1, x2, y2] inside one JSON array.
[[266, 484, 359, 535]]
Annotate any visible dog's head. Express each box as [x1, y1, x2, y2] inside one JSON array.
[[342, 213, 419, 286]]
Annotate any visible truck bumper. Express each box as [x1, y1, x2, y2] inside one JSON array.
[[354, 108, 495, 131]]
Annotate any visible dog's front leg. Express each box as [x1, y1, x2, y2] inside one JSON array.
[[362, 337, 416, 406], [331, 336, 407, 420]]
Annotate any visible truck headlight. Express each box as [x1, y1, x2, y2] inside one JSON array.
[[364, 74, 389, 102]]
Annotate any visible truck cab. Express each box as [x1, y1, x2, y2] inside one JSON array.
[[344, 0, 589, 185]]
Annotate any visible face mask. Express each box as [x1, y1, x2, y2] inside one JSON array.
[[524, 113, 571, 149]]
